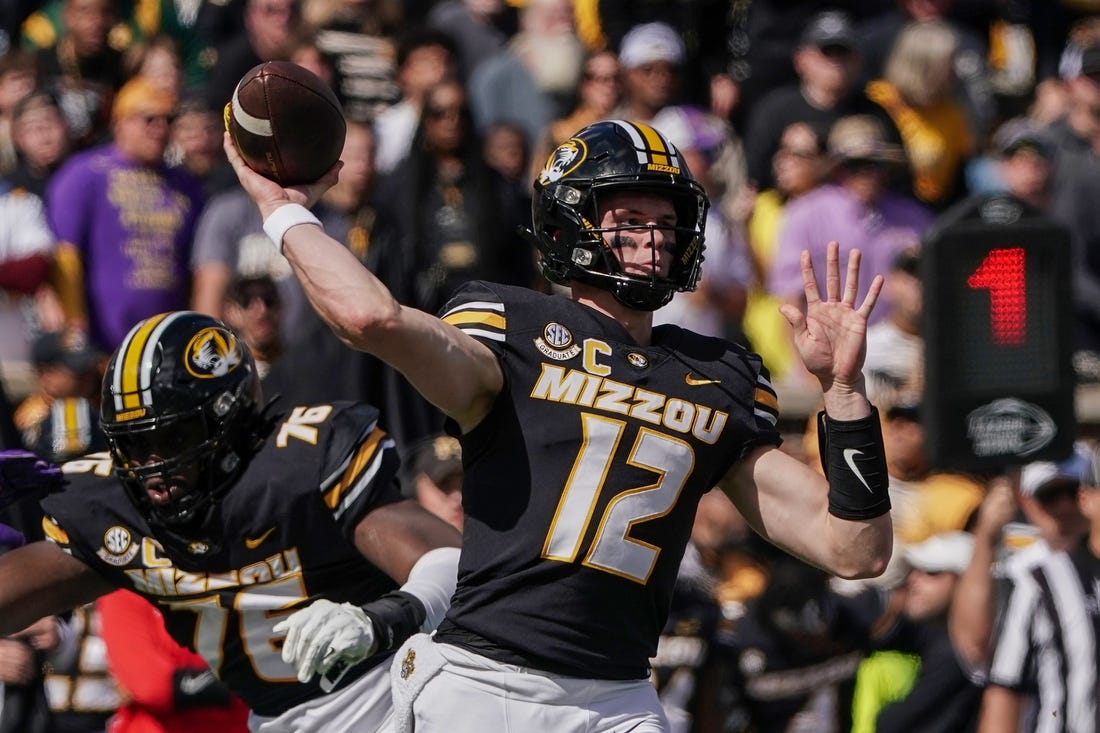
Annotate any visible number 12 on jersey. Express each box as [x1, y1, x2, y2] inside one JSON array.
[[541, 413, 694, 584]]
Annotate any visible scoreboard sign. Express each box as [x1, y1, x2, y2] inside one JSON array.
[[922, 194, 1075, 471]]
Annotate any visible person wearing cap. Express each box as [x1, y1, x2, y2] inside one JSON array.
[[407, 434, 464, 532], [743, 9, 897, 192], [980, 443, 1100, 733], [984, 116, 1056, 210], [1049, 40, 1100, 159], [864, 19, 977, 210], [612, 21, 684, 124], [48, 76, 203, 354], [744, 120, 830, 383], [222, 274, 285, 381], [853, 531, 986, 732], [769, 115, 932, 386], [12, 330, 106, 465], [651, 104, 752, 339], [949, 448, 1090, 686], [1040, 40, 1100, 369], [713, 552, 897, 732], [957, 447, 1090, 732]]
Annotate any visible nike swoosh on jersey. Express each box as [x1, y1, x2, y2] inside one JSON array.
[[685, 374, 721, 386], [842, 449, 873, 492], [245, 526, 276, 549]]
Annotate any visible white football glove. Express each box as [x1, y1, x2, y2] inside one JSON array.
[[273, 599, 377, 685]]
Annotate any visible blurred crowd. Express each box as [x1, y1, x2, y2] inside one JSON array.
[[0, 0, 1099, 730]]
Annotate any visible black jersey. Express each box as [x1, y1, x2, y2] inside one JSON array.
[[40, 402, 404, 717], [433, 282, 781, 679], [713, 588, 887, 733]]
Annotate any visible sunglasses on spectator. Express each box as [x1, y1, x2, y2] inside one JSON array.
[[818, 45, 854, 60], [911, 568, 951, 577], [776, 146, 819, 160], [844, 158, 893, 173], [134, 112, 175, 126], [1034, 483, 1079, 505], [426, 104, 465, 120], [583, 71, 619, 83], [234, 290, 279, 308]]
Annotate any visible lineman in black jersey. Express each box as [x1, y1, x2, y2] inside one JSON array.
[[0, 311, 461, 733], [223, 118, 894, 732]]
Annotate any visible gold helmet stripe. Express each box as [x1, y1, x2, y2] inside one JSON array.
[[113, 312, 184, 411], [610, 120, 680, 170]]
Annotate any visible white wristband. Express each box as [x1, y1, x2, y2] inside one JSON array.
[[262, 203, 322, 253]]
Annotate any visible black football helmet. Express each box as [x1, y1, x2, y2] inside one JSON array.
[[530, 119, 708, 311], [100, 311, 263, 527]]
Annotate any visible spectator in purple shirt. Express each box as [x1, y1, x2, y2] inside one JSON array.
[[47, 77, 203, 353], [769, 114, 932, 387], [770, 114, 931, 322]]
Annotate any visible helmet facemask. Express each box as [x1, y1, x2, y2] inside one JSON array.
[[536, 178, 707, 311], [104, 385, 252, 528]]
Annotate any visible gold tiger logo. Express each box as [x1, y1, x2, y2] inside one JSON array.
[[184, 327, 242, 378], [538, 138, 587, 185]]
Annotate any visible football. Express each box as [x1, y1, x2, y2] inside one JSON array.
[[225, 61, 346, 186]]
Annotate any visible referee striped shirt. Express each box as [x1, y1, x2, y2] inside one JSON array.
[[988, 541, 1100, 733]]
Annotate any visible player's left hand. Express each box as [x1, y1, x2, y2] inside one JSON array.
[[273, 599, 376, 684], [779, 241, 883, 393]]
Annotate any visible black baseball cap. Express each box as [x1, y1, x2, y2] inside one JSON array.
[[1079, 42, 1100, 77], [31, 331, 100, 373], [992, 117, 1054, 159], [800, 10, 857, 52]]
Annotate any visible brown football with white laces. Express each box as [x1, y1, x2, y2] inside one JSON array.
[[225, 61, 346, 186]]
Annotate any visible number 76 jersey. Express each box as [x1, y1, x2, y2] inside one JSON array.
[[40, 402, 404, 716], [435, 281, 782, 680]]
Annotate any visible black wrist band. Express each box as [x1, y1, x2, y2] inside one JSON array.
[[818, 406, 891, 520], [360, 590, 426, 653]]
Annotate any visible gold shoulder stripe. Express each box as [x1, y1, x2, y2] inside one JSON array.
[[323, 428, 386, 510], [754, 386, 779, 413], [42, 517, 70, 545], [442, 311, 506, 330]]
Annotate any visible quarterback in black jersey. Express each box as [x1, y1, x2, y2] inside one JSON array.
[[224, 118, 894, 732], [0, 311, 461, 732]]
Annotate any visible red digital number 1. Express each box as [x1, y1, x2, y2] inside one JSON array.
[[967, 247, 1026, 346]]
